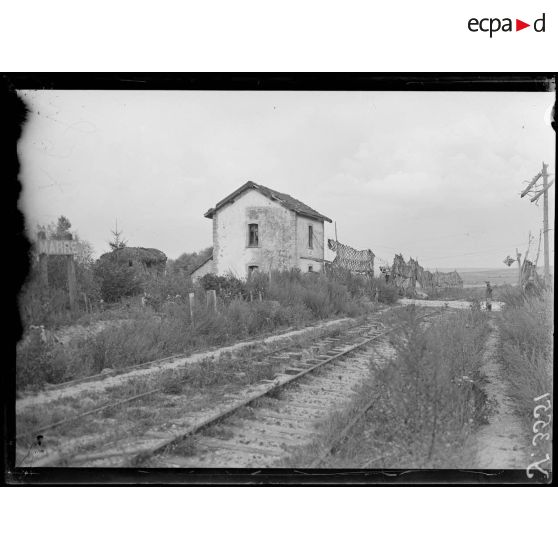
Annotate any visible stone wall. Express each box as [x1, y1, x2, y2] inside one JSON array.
[[212, 188, 297, 278], [296, 215, 325, 272]]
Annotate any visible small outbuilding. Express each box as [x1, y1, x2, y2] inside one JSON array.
[[98, 247, 167, 274]]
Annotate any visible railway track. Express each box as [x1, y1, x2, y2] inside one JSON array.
[[43, 320, 332, 392], [16, 315, 363, 415], [17, 308, 443, 468]]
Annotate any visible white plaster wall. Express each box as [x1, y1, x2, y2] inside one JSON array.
[[191, 257, 215, 281], [296, 215, 325, 272], [213, 189, 297, 278]]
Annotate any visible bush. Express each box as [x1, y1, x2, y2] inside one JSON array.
[[497, 289, 553, 452], [93, 258, 143, 302], [199, 273, 247, 302], [16, 268, 391, 389], [16, 330, 68, 390], [140, 271, 194, 311], [367, 306, 491, 467], [19, 261, 103, 330]]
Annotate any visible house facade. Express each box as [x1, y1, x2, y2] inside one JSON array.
[[192, 181, 332, 280]]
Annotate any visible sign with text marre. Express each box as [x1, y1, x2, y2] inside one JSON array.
[[37, 239, 80, 256]]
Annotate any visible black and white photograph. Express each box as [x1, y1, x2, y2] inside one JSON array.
[[9, 76, 555, 482]]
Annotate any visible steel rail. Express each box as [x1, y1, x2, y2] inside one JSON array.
[[127, 328, 394, 467], [21, 326, 389, 467], [16, 320, 380, 442], [20, 307, 442, 467], [41, 316, 368, 391]]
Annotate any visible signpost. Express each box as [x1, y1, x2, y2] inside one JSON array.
[[36, 236, 80, 312]]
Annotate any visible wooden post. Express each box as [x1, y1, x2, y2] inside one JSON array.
[[206, 289, 217, 312], [188, 292, 195, 325], [39, 253, 49, 289], [534, 230, 542, 268], [66, 255, 77, 312], [249, 291, 253, 302], [258, 291, 262, 302], [542, 162, 550, 282], [515, 249, 522, 287]]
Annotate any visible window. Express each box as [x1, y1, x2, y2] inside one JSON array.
[[248, 265, 259, 277], [308, 225, 313, 249], [308, 265, 313, 273], [248, 223, 259, 247]]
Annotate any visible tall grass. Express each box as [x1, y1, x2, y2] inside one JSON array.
[[497, 286, 553, 457], [360, 306, 491, 467], [16, 270, 376, 391]]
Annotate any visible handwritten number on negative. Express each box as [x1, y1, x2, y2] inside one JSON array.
[[533, 418, 551, 433], [534, 400, 551, 419], [533, 431, 551, 446], [526, 454, 551, 478]]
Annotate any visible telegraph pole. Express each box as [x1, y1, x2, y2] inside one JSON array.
[[520, 162, 554, 283], [542, 163, 550, 282]]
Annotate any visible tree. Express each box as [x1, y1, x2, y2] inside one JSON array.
[[54, 215, 73, 239], [109, 219, 127, 251], [173, 247, 212, 275]]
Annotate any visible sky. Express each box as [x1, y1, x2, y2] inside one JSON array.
[[17, 89, 555, 270]]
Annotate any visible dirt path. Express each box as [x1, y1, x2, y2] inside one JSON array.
[[468, 318, 529, 469], [397, 298, 503, 311]]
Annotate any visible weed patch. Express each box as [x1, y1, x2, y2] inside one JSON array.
[[497, 288, 553, 456], [291, 306, 492, 468]]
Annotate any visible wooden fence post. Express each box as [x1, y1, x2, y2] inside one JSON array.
[[67, 255, 77, 313], [206, 289, 217, 313], [189, 292, 195, 325], [39, 254, 49, 289]]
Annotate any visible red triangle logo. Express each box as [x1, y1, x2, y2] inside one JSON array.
[[516, 19, 530, 31]]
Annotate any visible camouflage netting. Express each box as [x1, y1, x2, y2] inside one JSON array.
[[383, 253, 462, 296], [98, 247, 167, 272], [327, 239, 375, 275]]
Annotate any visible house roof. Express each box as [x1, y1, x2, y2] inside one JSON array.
[[189, 252, 213, 275], [204, 181, 332, 223]]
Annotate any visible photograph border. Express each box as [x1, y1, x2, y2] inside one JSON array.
[[4, 72, 556, 486]]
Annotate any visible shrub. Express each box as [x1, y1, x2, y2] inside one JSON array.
[[94, 258, 143, 302], [16, 268, 391, 389], [497, 289, 553, 454], [143, 272, 193, 300], [16, 330, 68, 390], [366, 306, 491, 467], [199, 273, 247, 301]]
